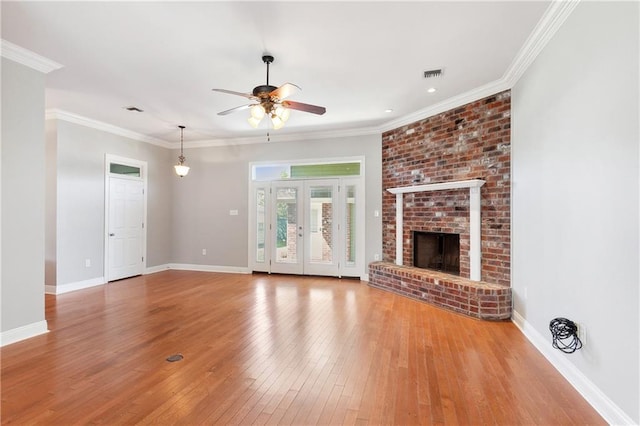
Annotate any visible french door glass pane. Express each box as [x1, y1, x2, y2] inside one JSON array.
[[309, 186, 333, 264], [256, 188, 266, 263], [276, 187, 298, 264], [345, 185, 356, 266]]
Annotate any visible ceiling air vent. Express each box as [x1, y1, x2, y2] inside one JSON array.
[[124, 106, 144, 112], [423, 69, 443, 79]]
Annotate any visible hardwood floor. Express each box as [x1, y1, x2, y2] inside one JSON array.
[[1, 271, 604, 425]]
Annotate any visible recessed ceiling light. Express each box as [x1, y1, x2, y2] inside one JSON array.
[[427, 87, 437, 93], [385, 109, 393, 113]]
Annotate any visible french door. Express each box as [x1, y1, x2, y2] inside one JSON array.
[[250, 178, 363, 277], [271, 181, 304, 274]]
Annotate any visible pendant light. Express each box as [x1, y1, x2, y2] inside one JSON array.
[[174, 125, 190, 177]]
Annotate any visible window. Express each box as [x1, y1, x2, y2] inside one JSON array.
[[252, 161, 361, 181], [110, 163, 141, 177]]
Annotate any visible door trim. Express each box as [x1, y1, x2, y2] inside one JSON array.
[[104, 154, 148, 282]]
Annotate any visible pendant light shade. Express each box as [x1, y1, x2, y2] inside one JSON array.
[[174, 125, 190, 177]]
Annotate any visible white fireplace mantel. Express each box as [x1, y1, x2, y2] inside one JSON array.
[[387, 179, 486, 281]]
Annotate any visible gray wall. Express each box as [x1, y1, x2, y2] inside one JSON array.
[[512, 2, 639, 423], [1, 58, 46, 332], [48, 123, 381, 286], [171, 134, 382, 271], [51, 120, 174, 286], [45, 120, 57, 286]]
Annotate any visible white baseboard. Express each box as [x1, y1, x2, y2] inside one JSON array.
[[46, 277, 105, 295], [45, 266, 248, 295], [1, 320, 49, 347], [512, 311, 635, 426], [168, 263, 251, 274], [360, 273, 369, 282], [144, 264, 170, 275]]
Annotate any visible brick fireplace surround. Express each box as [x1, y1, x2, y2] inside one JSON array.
[[369, 90, 512, 320]]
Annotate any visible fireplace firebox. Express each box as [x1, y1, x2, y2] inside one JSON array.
[[413, 231, 460, 275]]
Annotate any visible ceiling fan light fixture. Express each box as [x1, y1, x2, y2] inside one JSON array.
[[271, 115, 285, 130], [250, 104, 265, 120], [248, 116, 262, 128], [274, 105, 290, 122], [213, 55, 326, 130]]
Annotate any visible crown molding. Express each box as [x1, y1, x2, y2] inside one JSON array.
[[46, 108, 378, 150], [1, 40, 63, 74], [503, 0, 581, 87], [379, 78, 511, 133], [46, 109, 173, 149], [41, 1, 578, 148]]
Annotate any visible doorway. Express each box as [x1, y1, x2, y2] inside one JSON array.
[[104, 155, 147, 281], [250, 177, 363, 278]]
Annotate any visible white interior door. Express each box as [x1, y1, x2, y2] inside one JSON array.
[[108, 177, 144, 281]]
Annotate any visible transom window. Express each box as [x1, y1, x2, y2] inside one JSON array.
[[252, 161, 361, 181]]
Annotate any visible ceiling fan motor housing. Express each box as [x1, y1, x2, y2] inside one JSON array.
[[253, 85, 278, 97]]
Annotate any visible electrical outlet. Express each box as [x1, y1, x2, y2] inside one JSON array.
[[202, 249, 207, 256], [85, 258, 91, 268], [374, 253, 380, 261], [577, 323, 586, 346]]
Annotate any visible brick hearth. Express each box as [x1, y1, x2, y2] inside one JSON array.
[[369, 262, 511, 320]]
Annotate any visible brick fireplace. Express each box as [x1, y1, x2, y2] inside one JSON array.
[[369, 90, 512, 320]]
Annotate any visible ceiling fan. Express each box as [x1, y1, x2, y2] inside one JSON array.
[[212, 55, 326, 130]]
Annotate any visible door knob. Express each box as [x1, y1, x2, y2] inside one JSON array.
[[109, 233, 115, 237]]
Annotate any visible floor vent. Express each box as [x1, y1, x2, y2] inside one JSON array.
[[166, 354, 184, 362]]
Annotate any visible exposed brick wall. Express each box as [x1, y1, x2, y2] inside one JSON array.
[[382, 91, 511, 286]]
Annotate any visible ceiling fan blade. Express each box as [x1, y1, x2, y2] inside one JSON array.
[[282, 100, 326, 115], [212, 88, 257, 100], [269, 83, 301, 101], [217, 104, 252, 116]]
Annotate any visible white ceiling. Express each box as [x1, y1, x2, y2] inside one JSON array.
[[1, 1, 550, 145]]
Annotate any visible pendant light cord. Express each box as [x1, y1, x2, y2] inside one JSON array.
[[178, 125, 186, 161]]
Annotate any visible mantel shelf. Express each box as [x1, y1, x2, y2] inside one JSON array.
[[387, 179, 485, 194]]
